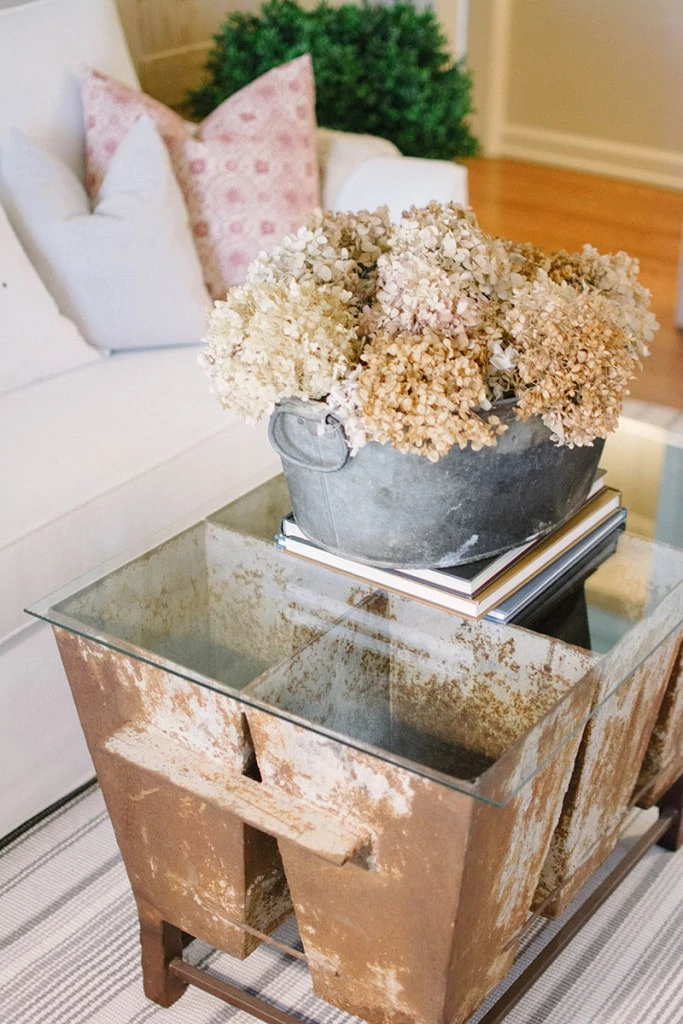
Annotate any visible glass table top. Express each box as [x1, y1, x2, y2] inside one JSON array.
[[27, 415, 683, 807]]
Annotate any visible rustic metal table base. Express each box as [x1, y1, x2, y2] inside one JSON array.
[[139, 778, 682, 1024]]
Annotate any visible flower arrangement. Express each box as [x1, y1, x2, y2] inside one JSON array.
[[200, 202, 657, 462]]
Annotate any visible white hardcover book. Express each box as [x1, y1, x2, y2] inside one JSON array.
[[281, 470, 608, 597], [277, 487, 623, 619]]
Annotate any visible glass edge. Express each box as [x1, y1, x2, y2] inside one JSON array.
[[39, 609, 498, 806], [38, 602, 683, 809], [24, 467, 283, 616]]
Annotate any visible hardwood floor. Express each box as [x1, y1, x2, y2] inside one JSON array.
[[462, 158, 683, 410]]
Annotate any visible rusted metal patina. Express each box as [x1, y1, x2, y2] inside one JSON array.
[[636, 631, 683, 807], [46, 489, 682, 1024], [534, 590, 683, 917], [55, 629, 292, 959], [243, 596, 597, 1024], [51, 517, 375, 963]]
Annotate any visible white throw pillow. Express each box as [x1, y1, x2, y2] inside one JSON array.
[[1, 115, 210, 352], [0, 203, 99, 396]]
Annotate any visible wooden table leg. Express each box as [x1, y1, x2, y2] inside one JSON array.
[[137, 899, 188, 1007], [657, 776, 683, 852]]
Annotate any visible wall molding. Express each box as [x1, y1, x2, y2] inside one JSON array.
[[501, 124, 683, 191]]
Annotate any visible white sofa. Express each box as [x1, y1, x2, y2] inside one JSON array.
[[0, 0, 468, 838]]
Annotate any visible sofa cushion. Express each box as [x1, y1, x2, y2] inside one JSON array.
[[0, 202, 100, 394], [81, 56, 320, 299], [2, 118, 210, 351], [0, 0, 138, 188], [0, 346, 280, 642]]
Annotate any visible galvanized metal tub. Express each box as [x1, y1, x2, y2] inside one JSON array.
[[268, 397, 605, 569]]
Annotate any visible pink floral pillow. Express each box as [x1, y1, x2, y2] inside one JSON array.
[[80, 56, 320, 298]]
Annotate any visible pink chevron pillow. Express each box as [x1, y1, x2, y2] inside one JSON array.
[[80, 56, 320, 299]]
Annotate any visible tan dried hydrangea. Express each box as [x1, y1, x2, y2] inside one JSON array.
[[353, 330, 505, 462], [506, 276, 640, 446], [500, 238, 550, 280], [545, 244, 657, 356], [365, 203, 527, 405], [200, 278, 361, 421]]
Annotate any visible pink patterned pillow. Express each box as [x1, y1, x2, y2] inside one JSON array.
[[80, 56, 320, 299]]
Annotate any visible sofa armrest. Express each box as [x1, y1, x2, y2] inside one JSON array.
[[316, 127, 468, 219], [316, 126, 400, 209], [332, 155, 468, 222]]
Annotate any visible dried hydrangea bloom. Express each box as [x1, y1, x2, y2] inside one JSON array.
[[355, 329, 505, 461], [247, 207, 391, 307], [389, 201, 524, 304], [500, 238, 550, 280], [326, 367, 368, 455], [200, 278, 361, 421], [506, 276, 640, 446], [545, 244, 657, 357], [369, 251, 484, 342]]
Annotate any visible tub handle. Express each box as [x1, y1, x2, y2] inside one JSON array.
[[268, 406, 350, 473], [104, 725, 370, 867]]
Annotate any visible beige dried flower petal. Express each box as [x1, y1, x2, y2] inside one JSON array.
[[545, 244, 657, 356], [355, 329, 499, 458], [201, 278, 361, 421], [506, 276, 640, 445]]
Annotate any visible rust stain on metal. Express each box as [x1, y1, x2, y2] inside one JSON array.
[[535, 631, 681, 916], [636, 630, 683, 807], [54, 629, 292, 959], [241, 601, 596, 1024]]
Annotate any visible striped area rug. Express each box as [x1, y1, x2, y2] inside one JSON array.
[[1, 786, 682, 1024]]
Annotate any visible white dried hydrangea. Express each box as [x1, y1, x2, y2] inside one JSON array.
[[247, 207, 391, 306], [366, 251, 485, 342], [201, 201, 655, 458], [200, 278, 361, 421], [388, 201, 525, 304]]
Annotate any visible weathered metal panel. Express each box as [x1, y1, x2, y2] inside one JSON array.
[[535, 627, 681, 916], [244, 599, 596, 1024], [54, 630, 291, 958], [636, 630, 683, 806], [51, 524, 376, 961], [54, 504, 683, 1022]]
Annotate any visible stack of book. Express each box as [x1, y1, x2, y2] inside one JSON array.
[[275, 473, 627, 623]]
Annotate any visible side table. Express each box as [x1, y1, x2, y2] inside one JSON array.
[[27, 475, 683, 1024]]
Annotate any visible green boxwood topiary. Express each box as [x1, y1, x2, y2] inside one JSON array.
[[188, 0, 480, 160]]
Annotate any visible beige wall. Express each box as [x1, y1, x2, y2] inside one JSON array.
[[116, 0, 467, 110], [115, 0, 245, 107], [116, 0, 341, 108], [469, 0, 683, 189]]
